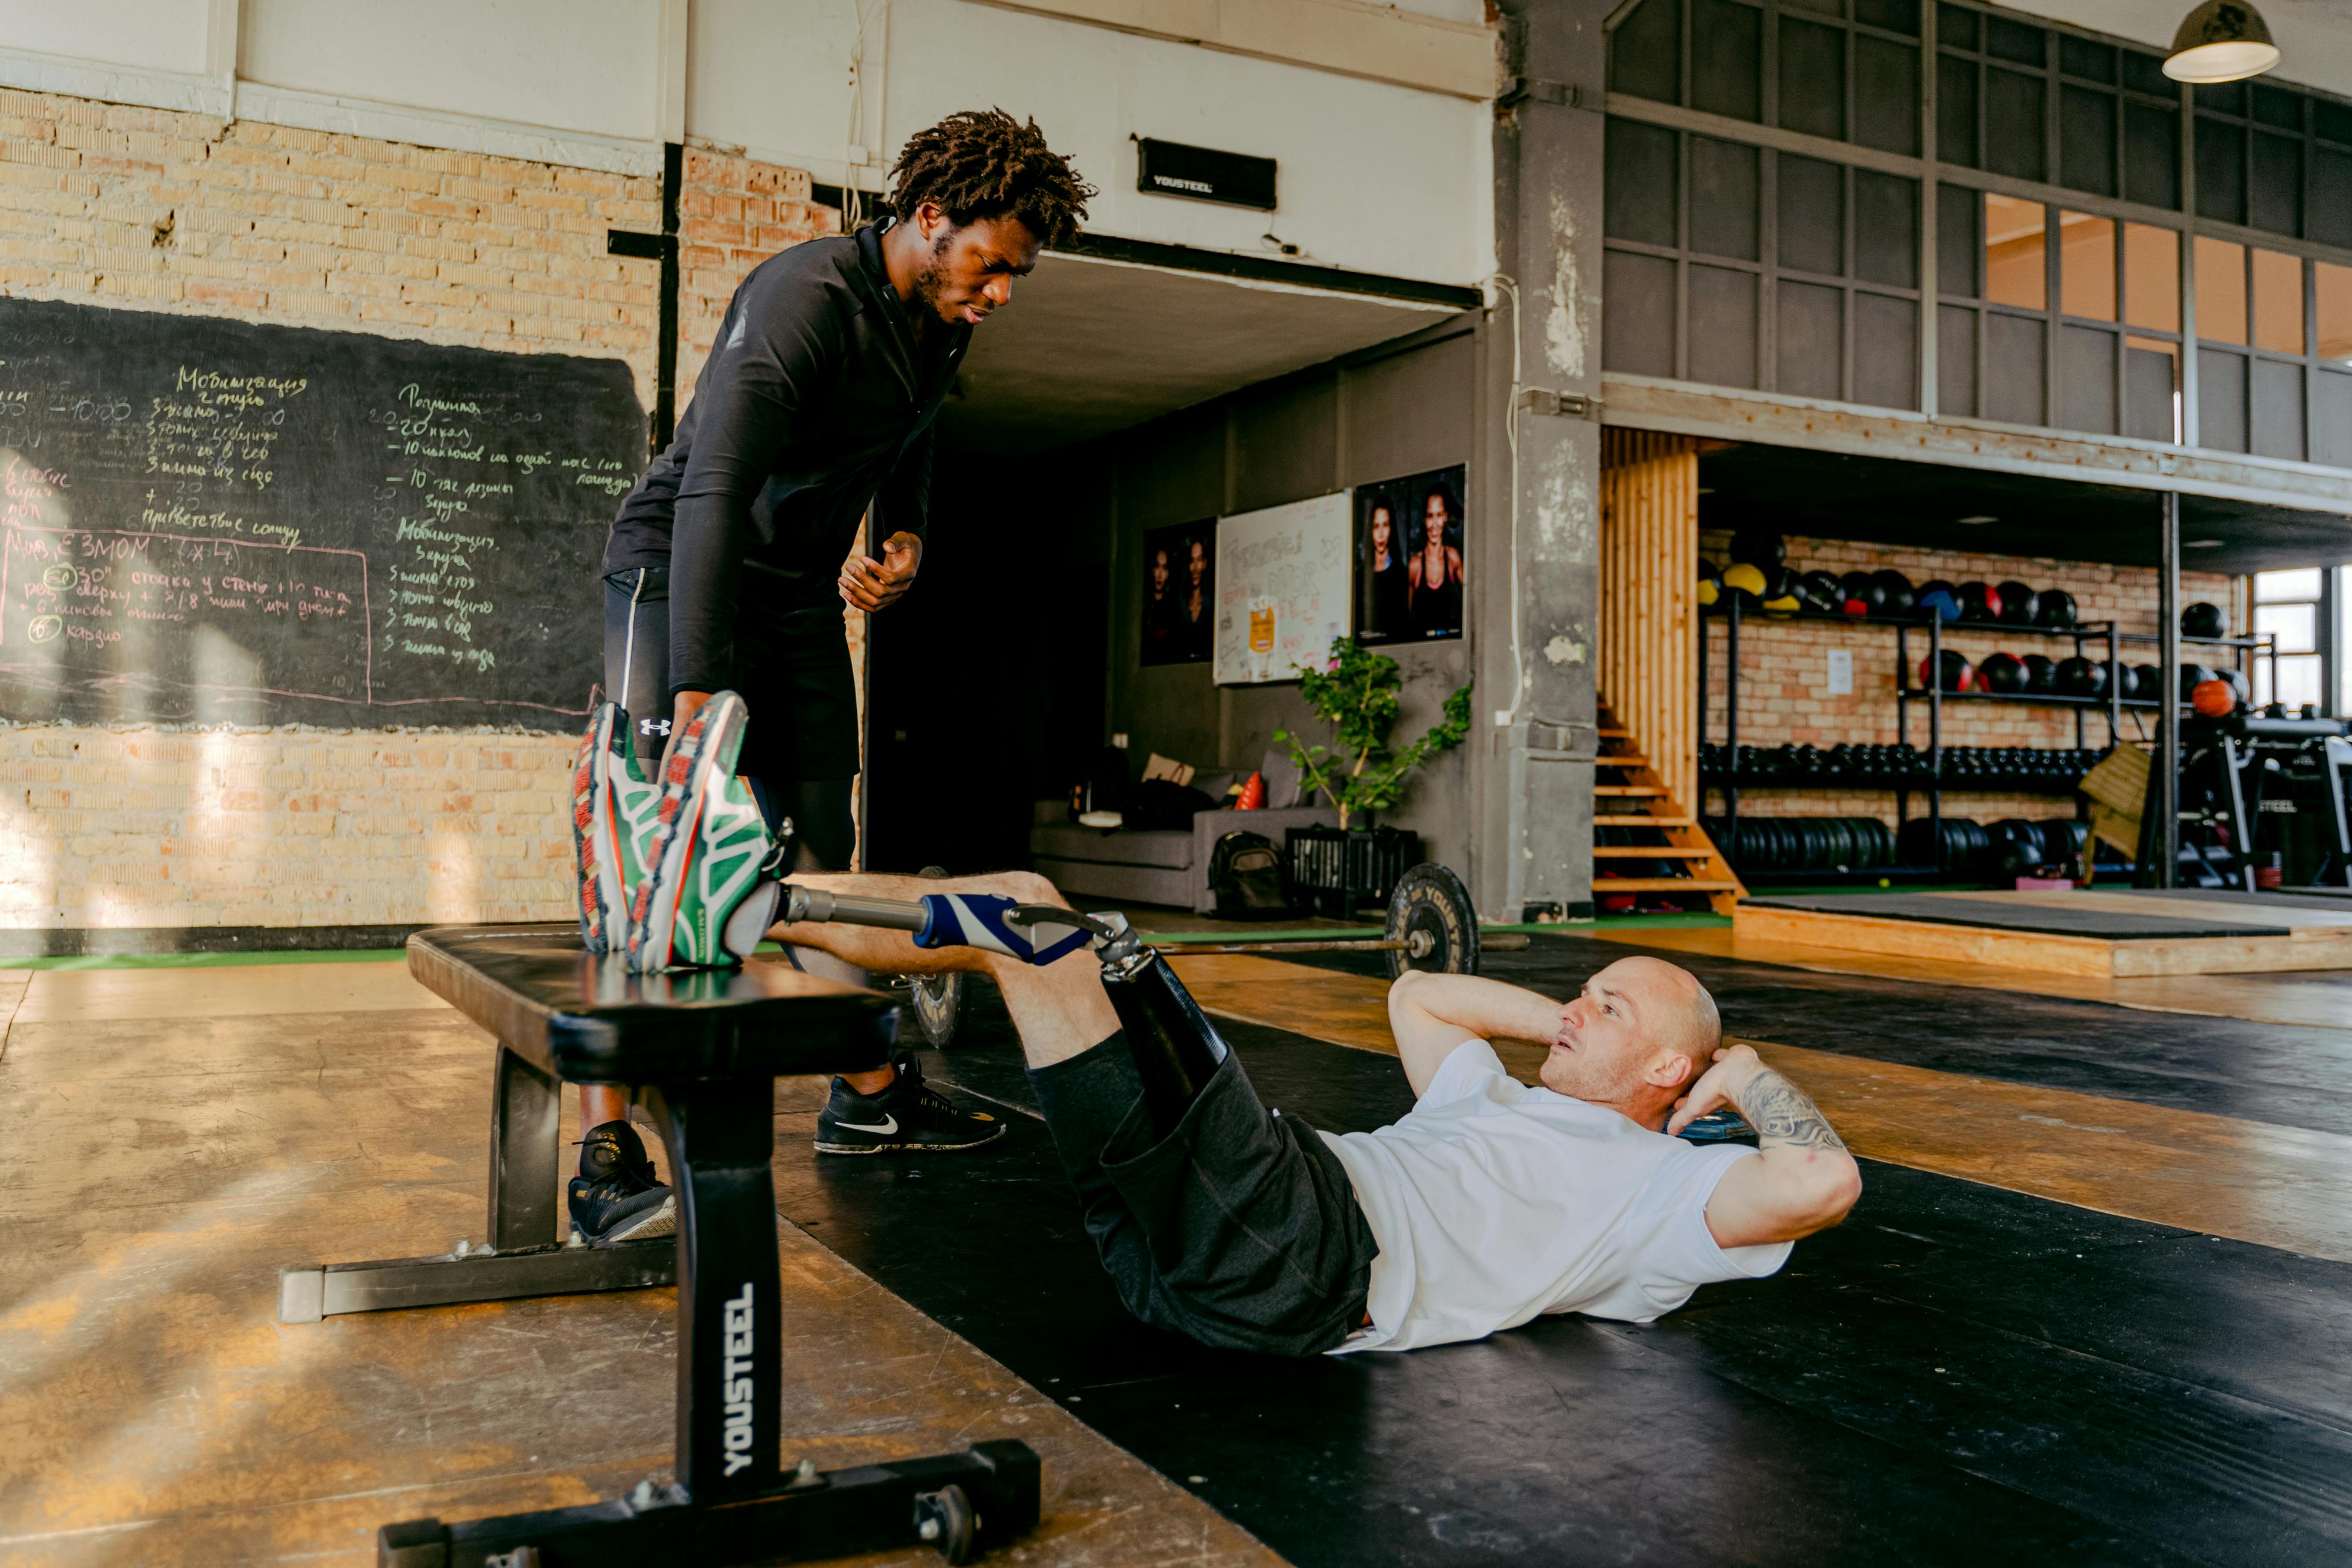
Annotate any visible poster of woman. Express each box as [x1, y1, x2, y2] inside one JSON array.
[[1354, 464, 1464, 644], [1140, 518, 1215, 665]]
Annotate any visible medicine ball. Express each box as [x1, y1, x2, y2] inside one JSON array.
[[2182, 601, 2227, 640], [1920, 649, 1975, 692], [1762, 567, 1806, 616], [2181, 663, 2217, 697], [2192, 678, 2239, 717], [2056, 656, 2104, 696], [1721, 561, 1769, 604], [1873, 569, 1917, 617], [1839, 569, 1885, 616], [1996, 581, 2040, 624], [2221, 666, 2250, 704], [1696, 561, 1722, 607], [2022, 653, 2058, 692], [2131, 663, 2162, 701], [1917, 582, 1962, 623], [1730, 530, 1786, 570], [1977, 652, 2027, 694], [2036, 588, 2078, 629], [1800, 570, 1846, 613], [1956, 581, 2003, 623], [2104, 660, 2137, 699], [1992, 819, 2048, 880]]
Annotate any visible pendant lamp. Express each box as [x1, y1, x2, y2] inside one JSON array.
[[2162, 0, 2281, 83]]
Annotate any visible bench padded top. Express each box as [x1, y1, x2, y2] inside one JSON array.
[[407, 925, 894, 1084]]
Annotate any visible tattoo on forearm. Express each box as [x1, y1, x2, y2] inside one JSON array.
[[1734, 1068, 1847, 1152]]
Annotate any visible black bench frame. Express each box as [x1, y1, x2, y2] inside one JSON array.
[[279, 925, 1038, 1568]]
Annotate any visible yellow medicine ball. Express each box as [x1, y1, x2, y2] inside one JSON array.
[[1722, 562, 1768, 598]]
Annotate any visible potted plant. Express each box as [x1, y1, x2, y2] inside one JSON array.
[[1274, 636, 1472, 914]]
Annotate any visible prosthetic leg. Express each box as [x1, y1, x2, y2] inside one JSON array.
[[777, 887, 1229, 1136]]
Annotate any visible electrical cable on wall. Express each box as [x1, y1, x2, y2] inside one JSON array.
[[1489, 272, 1527, 733], [843, 0, 890, 228]]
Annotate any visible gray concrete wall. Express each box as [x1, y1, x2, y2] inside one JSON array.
[[1093, 322, 1483, 881]]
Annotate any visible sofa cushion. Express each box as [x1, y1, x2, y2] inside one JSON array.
[[1028, 823, 1196, 870], [1034, 857, 1192, 909]]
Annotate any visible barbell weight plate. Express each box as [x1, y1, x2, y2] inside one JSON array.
[[1385, 862, 1482, 981], [907, 971, 965, 1049], [903, 865, 964, 1049]]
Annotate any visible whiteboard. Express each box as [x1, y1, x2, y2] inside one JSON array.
[[1213, 492, 1352, 686]]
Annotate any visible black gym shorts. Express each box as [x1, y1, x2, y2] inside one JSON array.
[[1027, 1034, 1377, 1357], [603, 566, 860, 783]]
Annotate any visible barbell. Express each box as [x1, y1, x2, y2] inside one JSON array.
[[900, 862, 1509, 1049]]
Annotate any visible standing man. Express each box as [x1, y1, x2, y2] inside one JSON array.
[[570, 110, 1097, 1244]]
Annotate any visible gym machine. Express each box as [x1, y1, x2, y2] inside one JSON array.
[[2152, 708, 2352, 890]]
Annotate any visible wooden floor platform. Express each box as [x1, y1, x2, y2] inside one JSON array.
[[1734, 888, 2352, 976]]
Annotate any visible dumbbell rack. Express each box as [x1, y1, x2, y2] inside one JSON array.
[[1700, 595, 2277, 880]]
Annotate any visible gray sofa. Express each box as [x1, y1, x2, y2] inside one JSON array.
[[1030, 802, 1338, 914]]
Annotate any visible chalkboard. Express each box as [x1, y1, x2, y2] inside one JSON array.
[[0, 295, 644, 729]]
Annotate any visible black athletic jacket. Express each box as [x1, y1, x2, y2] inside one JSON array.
[[602, 218, 968, 696]]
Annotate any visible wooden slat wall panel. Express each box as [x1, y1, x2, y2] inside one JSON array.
[[1598, 429, 1700, 811]]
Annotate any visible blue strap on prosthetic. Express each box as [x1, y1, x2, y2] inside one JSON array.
[[914, 894, 1094, 966]]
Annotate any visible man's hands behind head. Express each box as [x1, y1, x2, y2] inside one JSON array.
[[1666, 1043, 1763, 1136]]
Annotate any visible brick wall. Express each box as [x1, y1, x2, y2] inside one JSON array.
[[0, 88, 838, 932], [1700, 530, 2238, 828]]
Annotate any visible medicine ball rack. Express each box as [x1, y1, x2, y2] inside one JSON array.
[[1699, 594, 2279, 880]]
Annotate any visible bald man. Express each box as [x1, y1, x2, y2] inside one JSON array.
[[769, 871, 1861, 1355]]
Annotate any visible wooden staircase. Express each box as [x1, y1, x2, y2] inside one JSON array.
[[1593, 701, 1745, 915]]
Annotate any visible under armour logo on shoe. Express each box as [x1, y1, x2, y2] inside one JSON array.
[[639, 717, 672, 737]]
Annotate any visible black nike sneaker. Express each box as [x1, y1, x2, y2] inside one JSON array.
[[568, 1119, 676, 1243], [814, 1052, 1008, 1155]]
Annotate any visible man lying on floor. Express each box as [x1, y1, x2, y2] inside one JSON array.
[[766, 868, 1863, 1357]]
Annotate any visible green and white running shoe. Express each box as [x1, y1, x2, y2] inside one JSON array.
[[626, 691, 784, 972], [569, 700, 664, 955]]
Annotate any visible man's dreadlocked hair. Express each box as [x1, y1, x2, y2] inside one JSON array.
[[888, 108, 1095, 248]]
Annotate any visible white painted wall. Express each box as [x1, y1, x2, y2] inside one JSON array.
[[2, 0, 208, 76], [0, 0, 1493, 280], [2003, 0, 2352, 100], [691, 0, 1492, 285], [239, 0, 662, 139]]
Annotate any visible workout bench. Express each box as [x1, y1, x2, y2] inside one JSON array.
[[278, 925, 1040, 1567]]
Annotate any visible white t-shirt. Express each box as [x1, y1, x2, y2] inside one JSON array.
[[1318, 1039, 1794, 1353]]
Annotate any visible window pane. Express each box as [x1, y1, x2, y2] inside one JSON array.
[[1690, 137, 1760, 259], [1855, 170, 1917, 287], [1938, 54, 1980, 168], [2257, 654, 2322, 710], [1611, 0, 1682, 102], [2060, 211, 2116, 319], [1780, 18, 1847, 141], [2061, 86, 2117, 196], [1692, 0, 1762, 121], [2276, 656, 2322, 711], [1986, 193, 2046, 309], [2197, 118, 2247, 225], [2259, 603, 2317, 654], [2320, 262, 2352, 365], [2251, 249, 2304, 355], [1779, 155, 1846, 275], [2124, 336, 2180, 442], [2257, 568, 2323, 600], [2123, 223, 2179, 332], [1986, 68, 2047, 182], [1605, 119, 1680, 246], [2196, 236, 2247, 343]]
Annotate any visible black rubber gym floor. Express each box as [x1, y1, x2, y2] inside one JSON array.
[[1291, 935, 2352, 1139], [775, 978, 2352, 1567]]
